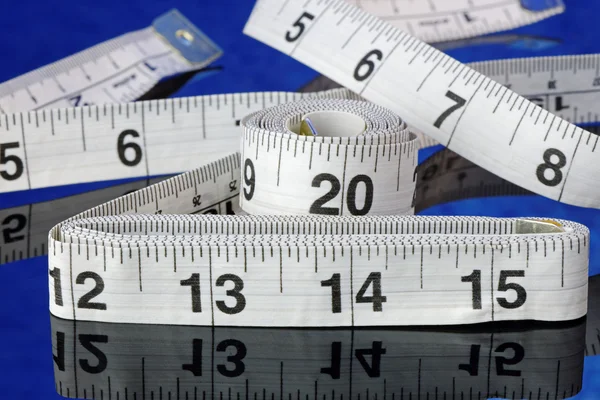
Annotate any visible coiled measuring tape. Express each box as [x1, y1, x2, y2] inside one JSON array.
[[0, 0, 587, 326], [243, 0, 600, 210], [45, 97, 589, 328], [2, 51, 600, 268]]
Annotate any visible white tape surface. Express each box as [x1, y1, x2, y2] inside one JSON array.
[[346, 0, 564, 44], [243, 0, 600, 209], [0, 9, 222, 114], [47, 98, 589, 327]]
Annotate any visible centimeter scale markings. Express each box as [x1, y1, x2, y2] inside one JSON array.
[[0, 9, 223, 114], [347, 0, 564, 44], [4, 54, 600, 264], [243, 0, 600, 209], [47, 151, 589, 327], [0, 0, 562, 115], [2, 52, 600, 196], [50, 312, 587, 400], [0, 89, 358, 194]]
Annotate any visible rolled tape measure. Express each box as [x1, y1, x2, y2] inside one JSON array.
[[0, 3, 589, 328], [0, 9, 222, 114], [242, 0, 600, 210], [45, 98, 590, 327], [0, 0, 591, 326]]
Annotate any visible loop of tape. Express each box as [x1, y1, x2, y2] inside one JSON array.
[[47, 97, 590, 327]]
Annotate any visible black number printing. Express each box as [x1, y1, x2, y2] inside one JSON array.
[[285, 12, 315, 42], [536, 148, 566, 187], [78, 334, 108, 374], [243, 158, 255, 201], [0, 142, 24, 181], [310, 173, 341, 215], [2, 213, 26, 243], [321, 273, 341, 313], [346, 175, 374, 215], [76, 272, 107, 310], [496, 270, 527, 309], [355, 272, 387, 311], [434, 91, 466, 128], [310, 173, 374, 216], [69, 94, 93, 107], [461, 269, 482, 309], [117, 129, 143, 167], [216, 274, 246, 314], [354, 50, 383, 82], [192, 195, 202, 207], [462, 269, 527, 310], [321, 272, 387, 313], [181, 273, 202, 312], [49, 267, 63, 306]]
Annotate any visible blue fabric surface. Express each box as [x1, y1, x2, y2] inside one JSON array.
[[0, 0, 599, 399]]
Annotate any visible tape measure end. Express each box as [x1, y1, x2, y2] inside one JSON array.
[[515, 219, 566, 234], [153, 9, 223, 65]]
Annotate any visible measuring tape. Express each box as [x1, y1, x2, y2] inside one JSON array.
[[345, 0, 564, 44], [0, 9, 222, 115], [243, 0, 600, 210], [4, 48, 599, 197], [45, 97, 589, 328]]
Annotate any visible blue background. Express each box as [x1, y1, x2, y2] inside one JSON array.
[[0, 0, 599, 399]]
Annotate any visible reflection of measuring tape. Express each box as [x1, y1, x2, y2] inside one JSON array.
[[243, 0, 600, 210], [50, 310, 586, 400], [346, 0, 564, 44], [0, 9, 222, 114]]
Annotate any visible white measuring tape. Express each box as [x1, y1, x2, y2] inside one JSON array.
[[0, 9, 222, 115], [243, 0, 600, 210], [5, 50, 600, 196], [345, 0, 564, 44], [0, 0, 591, 328], [46, 99, 589, 328]]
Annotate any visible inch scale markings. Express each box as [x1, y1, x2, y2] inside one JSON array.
[[243, 0, 600, 209], [0, 9, 223, 114], [47, 152, 589, 328], [0, 89, 359, 193], [346, 0, 564, 44]]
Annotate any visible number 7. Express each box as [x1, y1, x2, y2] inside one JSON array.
[[434, 91, 466, 128]]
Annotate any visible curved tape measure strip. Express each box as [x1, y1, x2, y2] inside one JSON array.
[[243, 0, 600, 209], [344, 0, 564, 44], [50, 311, 586, 400], [0, 9, 222, 114], [46, 100, 589, 327], [3, 51, 600, 195]]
